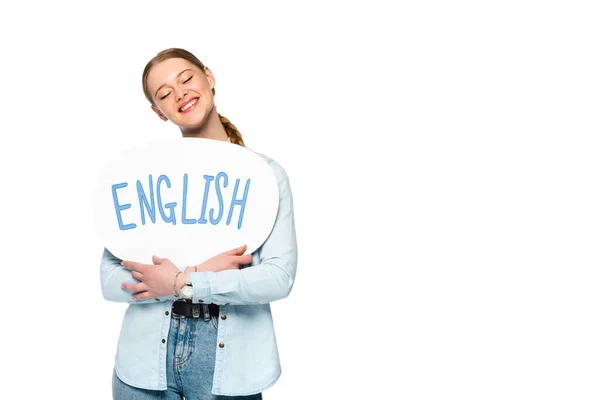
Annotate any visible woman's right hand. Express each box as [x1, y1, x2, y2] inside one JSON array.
[[186, 244, 252, 273]]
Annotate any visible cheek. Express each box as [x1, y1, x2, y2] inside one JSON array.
[[195, 82, 213, 96], [199, 87, 215, 104], [164, 103, 180, 117], [153, 100, 170, 116]]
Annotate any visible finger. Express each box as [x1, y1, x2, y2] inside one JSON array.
[[227, 244, 246, 255], [131, 270, 143, 280], [121, 260, 149, 273], [227, 244, 247, 256], [152, 255, 166, 265], [132, 291, 154, 301], [235, 254, 253, 265], [121, 282, 148, 293]]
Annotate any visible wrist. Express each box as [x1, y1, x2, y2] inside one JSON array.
[[173, 271, 188, 297], [191, 263, 205, 272], [185, 265, 199, 274]]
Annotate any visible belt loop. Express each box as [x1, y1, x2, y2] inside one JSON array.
[[202, 304, 210, 321]]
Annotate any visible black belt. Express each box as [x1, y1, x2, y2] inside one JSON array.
[[171, 299, 219, 319]]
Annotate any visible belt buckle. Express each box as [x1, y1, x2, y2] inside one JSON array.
[[171, 300, 185, 319]]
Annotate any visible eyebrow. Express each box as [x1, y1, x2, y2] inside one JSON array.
[[154, 69, 193, 98]]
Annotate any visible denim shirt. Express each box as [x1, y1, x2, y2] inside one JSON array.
[[99, 153, 297, 396]]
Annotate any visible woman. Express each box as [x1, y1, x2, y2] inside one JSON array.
[[100, 48, 298, 399]]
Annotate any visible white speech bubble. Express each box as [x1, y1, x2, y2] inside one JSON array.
[[92, 138, 279, 266]]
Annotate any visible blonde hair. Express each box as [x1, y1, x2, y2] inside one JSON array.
[[142, 48, 244, 146]]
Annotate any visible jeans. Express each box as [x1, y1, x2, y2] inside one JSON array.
[[113, 314, 263, 400]]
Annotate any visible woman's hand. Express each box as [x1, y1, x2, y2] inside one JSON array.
[[121, 255, 185, 300], [188, 244, 252, 273], [121, 245, 251, 299]]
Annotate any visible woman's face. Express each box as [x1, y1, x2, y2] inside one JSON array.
[[146, 57, 216, 130]]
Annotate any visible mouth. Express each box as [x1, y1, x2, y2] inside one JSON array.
[[179, 97, 199, 113]]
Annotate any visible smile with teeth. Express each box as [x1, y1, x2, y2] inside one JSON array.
[[179, 98, 199, 113]]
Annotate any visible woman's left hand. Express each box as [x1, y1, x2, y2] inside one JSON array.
[[121, 255, 183, 300]]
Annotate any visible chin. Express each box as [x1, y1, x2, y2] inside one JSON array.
[[179, 116, 207, 131]]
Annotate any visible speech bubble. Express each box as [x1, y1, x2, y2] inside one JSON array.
[[92, 138, 279, 266]]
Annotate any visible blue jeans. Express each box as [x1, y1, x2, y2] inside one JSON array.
[[113, 314, 263, 400]]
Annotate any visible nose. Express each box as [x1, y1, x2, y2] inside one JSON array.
[[175, 87, 188, 102]]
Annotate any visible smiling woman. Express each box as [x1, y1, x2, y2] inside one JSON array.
[[142, 54, 244, 145], [100, 48, 298, 400]]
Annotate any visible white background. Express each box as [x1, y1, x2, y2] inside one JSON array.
[[1, 1, 599, 399]]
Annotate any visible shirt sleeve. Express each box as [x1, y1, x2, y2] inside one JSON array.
[[187, 159, 298, 305], [99, 247, 182, 304]]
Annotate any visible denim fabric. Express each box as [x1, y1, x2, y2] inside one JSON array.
[[101, 153, 297, 396], [113, 316, 262, 400]]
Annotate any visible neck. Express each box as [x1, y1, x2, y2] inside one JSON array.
[[180, 108, 229, 141]]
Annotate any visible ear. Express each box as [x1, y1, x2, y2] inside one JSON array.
[[151, 105, 168, 121], [204, 66, 216, 91]]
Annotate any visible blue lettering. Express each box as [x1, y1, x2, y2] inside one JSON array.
[[112, 182, 136, 230], [210, 172, 227, 225], [227, 178, 250, 229], [137, 175, 156, 225], [157, 175, 177, 225], [181, 173, 196, 224], [198, 175, 214, 224]]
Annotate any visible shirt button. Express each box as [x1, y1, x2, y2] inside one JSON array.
[[218, 342, 225, 348], [162, 339, 166, 344], [165, 311, 169, 316], [220, 315, 227, 320]]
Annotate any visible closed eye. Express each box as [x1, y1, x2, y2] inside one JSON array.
[[160, 92, 171, 100], [183, 76, 193, 83]]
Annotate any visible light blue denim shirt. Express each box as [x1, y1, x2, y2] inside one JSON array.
[[99, 153, 297, 396]]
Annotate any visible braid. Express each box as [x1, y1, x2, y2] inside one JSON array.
[[218, 114, 245, 147]]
